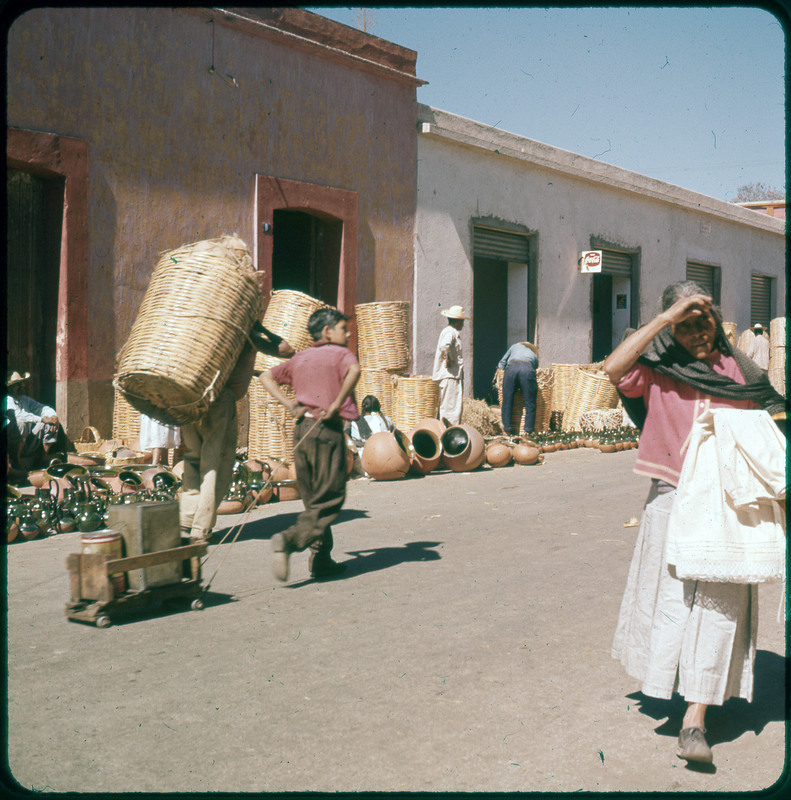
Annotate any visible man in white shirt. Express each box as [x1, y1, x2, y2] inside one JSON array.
[[4, 370, 63, 470], [432, 305, 469, 426], [746, 323, 770, 371]]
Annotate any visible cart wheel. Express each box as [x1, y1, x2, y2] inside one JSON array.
[[95, 615, 112, 629], [191, 598, 204, 611]]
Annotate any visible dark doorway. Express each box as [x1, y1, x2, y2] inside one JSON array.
[[591, 273, 613, 362], [472, 256, 509, 402], [6, 168, 63, 407], [272, 209, 342, 306]]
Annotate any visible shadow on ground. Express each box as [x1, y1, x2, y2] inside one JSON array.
[[212, 507, 370, 543]]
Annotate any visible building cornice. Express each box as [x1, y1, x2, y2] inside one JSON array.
[[418, 104, 785, 236]]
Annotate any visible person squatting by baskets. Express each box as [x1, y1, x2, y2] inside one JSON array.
[[346, 394, 394, 450], [4, 370, 70, 473], [497, 341, 539, 436], [180, 322, 294, 542], [259, 307, 361, 582], [432, 304, 468, 426], [604, 281, 785, 765]]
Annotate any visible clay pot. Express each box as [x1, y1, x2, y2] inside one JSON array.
[[361, 430, 414, 480], [599, 442, 616, 453], [171, 460, 185, 480], [97, 438, 126, 454], [274, 463, 300, 501], [141, 466, 177, 491], [67, 452, 104, 467], [409, 428, 442, 474], [441, 425, 486, 472], [102, 469, 144, 495], [217, 499, 245, 515], [485, 442, 513, 468], [513, 443, 540, 465], [410, 418, 448, 441], [264, 459, 291, 484]]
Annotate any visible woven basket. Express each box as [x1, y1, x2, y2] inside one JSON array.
[[247, 375, 296, 463], [550, 364, 581, 412], [115, 236, 263, 426], [562, 368, 620, 431], [355, 301, 410, 371], [112, 386, 142, 444], [736, 329, 754, 354], [355, 368, 397, 418], [770, 317, 786, 348], [257, 290, 326, 371], [579, 408, 623, 432], [493, 366, 554, 432], [721, 322, 738, 348], [74, 426, 104, 454], [391, 375, 439, 431], [105, 450, 150, 467]]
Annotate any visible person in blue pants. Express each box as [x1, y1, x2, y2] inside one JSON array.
[[498, 342, 539, 435]]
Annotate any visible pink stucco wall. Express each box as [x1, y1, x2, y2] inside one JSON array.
[[7, 7, 420, 435]]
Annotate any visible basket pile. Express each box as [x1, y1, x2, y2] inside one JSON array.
[[769, 316, 786, 395], [391, 375, 439, 431], [578, 408, 624, 432], [355, 301, 410, 372], [247, 370, 297, 463], [256, 289, 328, 371], [115, 236, 263, 426], [562, 367, 620, 431]]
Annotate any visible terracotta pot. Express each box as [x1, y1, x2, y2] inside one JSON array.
[[27, 470, 48, 488], [141, 466, 179, 491], [217, 499, 245, 515], [102, 469, 144, 495], [67, 452, 104, 467], [251, 484, 274, 505], [410, 418, 448, 441], [599, 443, 616, 453], [264, 460, 290, 484], [361, 430, 414, 480], [485, 442, 513, 467], [409, 428, 442, 474], [513, 443, 540, 465], [441, 425, 486, 472]]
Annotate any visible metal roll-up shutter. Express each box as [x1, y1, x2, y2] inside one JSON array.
[[473, 226, 529, 263], [600, 249, 632, 277], [750, 275, 772, 327], [686, 262, 715, 297]]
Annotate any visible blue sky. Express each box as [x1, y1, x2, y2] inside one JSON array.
[[306, 5, 786, 201]]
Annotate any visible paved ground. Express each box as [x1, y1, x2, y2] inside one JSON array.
[[4, 448, 787, 795]]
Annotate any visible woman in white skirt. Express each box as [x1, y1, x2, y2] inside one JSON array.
[[139, 413, 181, 465], [604, 281, 784, 764]]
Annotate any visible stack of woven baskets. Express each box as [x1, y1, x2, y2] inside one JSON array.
[[769, 316, 786, 395], [114, 235, 263, 427]]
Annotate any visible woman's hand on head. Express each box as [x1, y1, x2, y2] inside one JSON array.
[[661, 294, 713, 326]]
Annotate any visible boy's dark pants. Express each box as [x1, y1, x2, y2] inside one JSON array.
[[280, 416, 347, 563]]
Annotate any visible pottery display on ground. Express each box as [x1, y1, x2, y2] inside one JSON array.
[[512, 442, 540, 465], [440, 424, 486, 472], [408, 427, 442, 474], [485, 441, 513, 467]]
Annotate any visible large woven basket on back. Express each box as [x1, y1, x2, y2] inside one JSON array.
[[493, 366, 554, 432], [247, 363, 296, 463], [354, 368, 397, 418], [112, 385, 142, 444], [562, 367, 620, 431], [391, 375, 439, 431], [115, 236, 263, 426], [355, 301, 410, 371]]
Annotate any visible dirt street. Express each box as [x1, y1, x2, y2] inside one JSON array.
[[4, 448, 787, 794]]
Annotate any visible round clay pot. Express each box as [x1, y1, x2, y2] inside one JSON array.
[[67, 452, 104, 467], [265, 460, 291, 484], [441, 425, 486, 472], [217, 499, 245, 515], [513, 443, 540, 465], [485, 442, 513, 467], [599, 442, 616, 453], [361, 430, 414, 480], [410, 418, 448, 441], [141, 466, 178, 491], [409, 428, 442, 474]]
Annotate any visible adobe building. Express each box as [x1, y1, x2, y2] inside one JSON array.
[[7, 7, 423, 436], [413, 105, 786, 400]]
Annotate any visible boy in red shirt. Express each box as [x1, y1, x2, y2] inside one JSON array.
[[259, 308, 360, 581]]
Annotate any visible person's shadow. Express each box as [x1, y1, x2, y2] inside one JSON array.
[[626, 649, 787, 773], [211, 507, 370, 544], [287, 540, 443, 587]]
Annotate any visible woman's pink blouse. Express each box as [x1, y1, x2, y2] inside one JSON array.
[[617, 353, 757, 486]]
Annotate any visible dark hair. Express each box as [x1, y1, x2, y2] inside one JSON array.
[[659, 280, 728, 350], [361, 395, 381, 415], [307, 307, 348, 341]]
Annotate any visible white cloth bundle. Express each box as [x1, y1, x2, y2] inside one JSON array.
[[666, 408, 786, 583]]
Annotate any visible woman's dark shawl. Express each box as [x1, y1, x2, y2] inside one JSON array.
[[618, 325, 786, 430]]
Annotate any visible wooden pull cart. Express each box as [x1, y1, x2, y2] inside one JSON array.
[[65, 541, 208, 628]]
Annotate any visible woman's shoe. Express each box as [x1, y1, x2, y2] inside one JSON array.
[[676, 728, 713, 763]]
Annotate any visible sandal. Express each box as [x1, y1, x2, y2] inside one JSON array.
[[676, 727, 713, 763]]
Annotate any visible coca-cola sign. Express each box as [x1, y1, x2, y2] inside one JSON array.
[[579, 250, 602, 273]]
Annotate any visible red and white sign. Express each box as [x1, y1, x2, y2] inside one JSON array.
[[579, 250, 602, 273]]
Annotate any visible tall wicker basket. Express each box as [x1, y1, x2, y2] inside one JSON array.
[[391, 375, 439, 431], [112, 385, 142, 444], [115, 236, 263, 426], [256, 290, 328, 371], [562, 368, 620, 431], [247, 374, 297, 463], [355, 301, 410, 372], [354, 368, 397, 418], [768, 316, 786, 396]]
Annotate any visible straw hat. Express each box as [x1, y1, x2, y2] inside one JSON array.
[[7, 370, 31, 387], [441, 305, 470, 320], [750, 323, 765, 332], [519, 341, 539, 357]]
